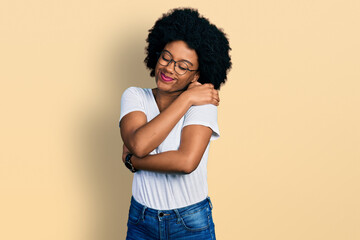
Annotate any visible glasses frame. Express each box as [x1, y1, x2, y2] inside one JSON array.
[[157, 50, 198, 75]]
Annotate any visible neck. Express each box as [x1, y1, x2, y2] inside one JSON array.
[[152, 88, 183, 112]]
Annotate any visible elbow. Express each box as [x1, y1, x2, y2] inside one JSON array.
[[128, 133, 156, 158], [182, 167, 195, 174], [181, 156, 200, 174], [130, 144, 149, 158], [131, 145, 148, 158], [133, 152, 147, 159]]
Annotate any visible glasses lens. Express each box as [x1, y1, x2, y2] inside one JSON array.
[[157, 51, 189, 75], [158, 52, 171, 66], [175, 62, 188, 75]]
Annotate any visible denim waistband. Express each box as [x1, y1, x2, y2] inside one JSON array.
[[130, 196, 213, 221]]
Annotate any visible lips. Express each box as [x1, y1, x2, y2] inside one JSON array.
[[160, 72, 174, 82]]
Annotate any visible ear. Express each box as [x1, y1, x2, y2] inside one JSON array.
[[191, 72, 200, 83]]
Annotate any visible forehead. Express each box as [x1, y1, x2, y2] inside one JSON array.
[[163, 40, 198, 65]]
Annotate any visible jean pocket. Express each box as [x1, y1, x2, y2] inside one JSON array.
[[127, 205, 142, 225], [179, 206, 210, 232]]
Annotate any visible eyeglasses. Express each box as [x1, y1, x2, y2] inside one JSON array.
[[157, 50, 198, 75]]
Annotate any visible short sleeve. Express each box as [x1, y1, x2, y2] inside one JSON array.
[[119, 87, 146, 127], [183, 104, 220, 141]]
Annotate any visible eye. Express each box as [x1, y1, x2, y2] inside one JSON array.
[[161, 52, 171, 61], [177, 62, 188, 71]]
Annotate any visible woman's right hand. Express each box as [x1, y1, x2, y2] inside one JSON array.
[[185, 81, 220, 106]]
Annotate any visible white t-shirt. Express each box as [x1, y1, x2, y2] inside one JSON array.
[[119, 87, 220, 210]]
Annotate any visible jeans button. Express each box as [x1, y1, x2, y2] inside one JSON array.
[[159, 212, 164, 217]]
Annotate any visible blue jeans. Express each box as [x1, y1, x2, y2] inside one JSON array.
[[126, 196, 216, 240]]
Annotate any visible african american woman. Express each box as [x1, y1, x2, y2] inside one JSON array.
[[119, 8, 231, 239]]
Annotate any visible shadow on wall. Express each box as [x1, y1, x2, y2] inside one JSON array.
[[79, 31, 154, 240]]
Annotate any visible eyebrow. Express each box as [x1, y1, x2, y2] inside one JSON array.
[[163, 50, 194, 66]]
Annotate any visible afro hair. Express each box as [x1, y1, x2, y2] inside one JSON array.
[[144, 8, 232, 90]]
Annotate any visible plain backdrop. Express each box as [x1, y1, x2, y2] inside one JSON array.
[[1, 0, 359, 239]]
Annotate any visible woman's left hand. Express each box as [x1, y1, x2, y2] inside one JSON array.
[[122, 144, 131, 163]]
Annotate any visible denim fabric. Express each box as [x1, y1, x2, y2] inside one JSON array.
[[126, 196, 216, 240]]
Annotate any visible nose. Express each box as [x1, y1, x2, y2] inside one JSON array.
[[165, 60, 176, 73]]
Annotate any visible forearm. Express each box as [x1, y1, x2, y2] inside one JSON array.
[[124, 123, 213, 174], [124, 92, 191, 157], [131, 150, 196, 174], [122, 83, 219, 158]]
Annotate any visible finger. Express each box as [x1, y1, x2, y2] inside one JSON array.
[[188, 81, 201, 89], [203, 83, 214, 88], [212, 90, 220, 102], [210, 93, 219, 106], [190, 80, 201, 85]]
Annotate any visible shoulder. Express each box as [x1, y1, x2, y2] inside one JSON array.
[[183, 104, 220, 140], [122, 87, 152, 100], [122, 86, 147, 95], [184, 104, 218, 126], [119, 87, 151, 123], [185, 104, 218, 118], [190, 104, 217, 111]]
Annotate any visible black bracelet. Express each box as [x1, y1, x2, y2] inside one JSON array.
[[124, 153, 137, 173]]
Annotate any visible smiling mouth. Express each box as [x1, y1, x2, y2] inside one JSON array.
[[160, 72, 174, 82]]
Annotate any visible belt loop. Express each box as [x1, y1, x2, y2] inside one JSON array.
[[174, 209, 182, 224], [207, 197, 213, 210], [141, 206, 147, 221]]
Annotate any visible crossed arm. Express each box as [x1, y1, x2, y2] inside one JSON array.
[[120, 83, 219, 174]]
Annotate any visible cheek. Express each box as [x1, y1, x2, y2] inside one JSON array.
[[154, 64, 161, 77], [178, 76, 193, 86]]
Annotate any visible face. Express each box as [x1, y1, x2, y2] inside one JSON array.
[[154, 40, 200, 94]]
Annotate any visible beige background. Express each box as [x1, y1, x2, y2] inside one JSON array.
[[1, 0, 359, 239]]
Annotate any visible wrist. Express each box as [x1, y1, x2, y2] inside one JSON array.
[[124, 153, 137, 173], [131, 155, 138, 169], [180, 90, 193, 107]]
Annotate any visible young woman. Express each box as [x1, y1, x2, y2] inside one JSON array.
[[119, 8, 231, 239]]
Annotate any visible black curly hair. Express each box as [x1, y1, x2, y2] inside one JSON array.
[[144, 8, 232, 90]]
